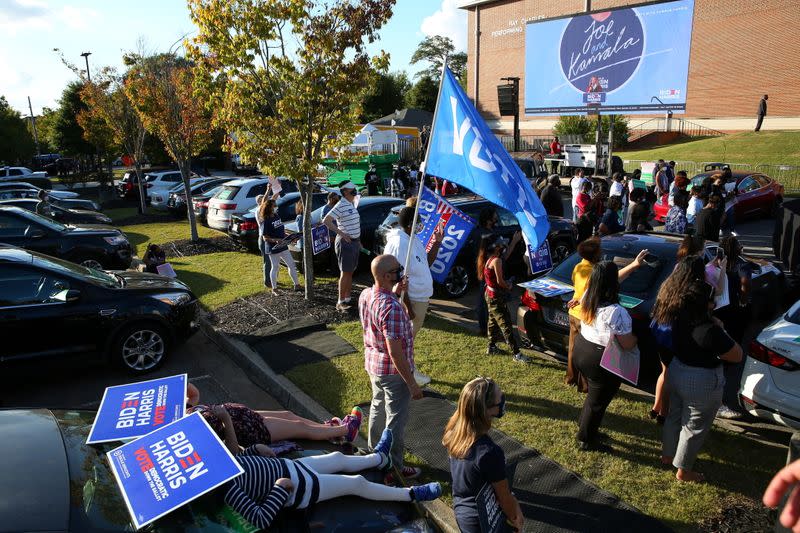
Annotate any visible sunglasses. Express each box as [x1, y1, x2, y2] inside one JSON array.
[[387, 265, 404, 275]]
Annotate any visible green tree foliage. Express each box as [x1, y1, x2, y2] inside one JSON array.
[[30, 107, 57, 154], [0, 96, 35, 164], [553, 114, 629, 147], [51, 81, 94, 157], [360, 71, 411, 122], [188, 0, 395, 299], [404, 74, 438, 113], [410, 35, 466, 83]]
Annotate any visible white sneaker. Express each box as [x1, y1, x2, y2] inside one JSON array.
[[414, 369, 431, 387], [716, 405, 741, 420]]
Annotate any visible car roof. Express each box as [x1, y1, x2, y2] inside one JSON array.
[[223, 177, 270, 187], [692, 170, 759, 181], [0, 181, 38, 189], [0, 409, 70, 532], [0, 244, 36, 264], [0, 198, 35, 204]]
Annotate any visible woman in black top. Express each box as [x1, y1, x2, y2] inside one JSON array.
[[443, 377, 523, 533], [660, 269, 742, 482]]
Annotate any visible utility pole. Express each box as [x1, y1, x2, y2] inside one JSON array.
[[80, 51, 92, 82], [27, 96, 40, 156]]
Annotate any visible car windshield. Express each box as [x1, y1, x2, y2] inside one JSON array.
[[215, 185, 241, 201], [548, 248, 665, 296], [22, 209, 68, 232], [787, 304, 800, 325], [145, 174, 159, 182], [35, 253, 121, 288]]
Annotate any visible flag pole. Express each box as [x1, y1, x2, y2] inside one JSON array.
[[401, 55, 449, 295]]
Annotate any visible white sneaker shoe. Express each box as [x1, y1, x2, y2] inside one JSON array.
[[414, 369, 431, 387], [716, 405, 741, 420]]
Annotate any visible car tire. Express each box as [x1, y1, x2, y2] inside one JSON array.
[[112, 322, 169, 375], [77, 255, 106, 270], [440, 263, 471, 299], [550, 239, 574, 265]]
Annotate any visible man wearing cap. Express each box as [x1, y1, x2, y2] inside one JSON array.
[[383, 206, 444, 387], [323, 182, 362, 312]]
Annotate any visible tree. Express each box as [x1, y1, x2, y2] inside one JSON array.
[[188, 0, 394, 299], [0, 96, 36, 164], [50, 81, 94, 158], [404, 74, 438, 113], [553, 114, 629, 147], [359, 71, 411, 122], [125, 53, 213, 241], [30, 107, 58, 154], [410, 35, 466, 84]]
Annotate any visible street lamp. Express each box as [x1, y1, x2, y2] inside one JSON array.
[[80, 51, 92, 82]]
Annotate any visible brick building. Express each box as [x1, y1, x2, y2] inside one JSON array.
[[459, 0, 800, 134]]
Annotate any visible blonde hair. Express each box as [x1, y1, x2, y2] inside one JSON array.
[[442, 377, 496, 459]]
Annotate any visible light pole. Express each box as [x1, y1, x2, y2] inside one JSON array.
[[80, 51, 92, 82]]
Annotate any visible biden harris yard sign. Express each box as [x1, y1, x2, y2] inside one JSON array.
[[87, 374, 187, 444], [107, 412, 244, 530], [425, 67, 549, 250], [415, 187, 476, 283]]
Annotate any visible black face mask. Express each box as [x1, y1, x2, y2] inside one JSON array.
[[493, 394, 506, 419]]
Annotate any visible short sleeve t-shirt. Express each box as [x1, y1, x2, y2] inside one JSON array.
[[600, 209, 624, 234], [328, 198, 360, 239], [694, 207, 720, 242], [673, 320, 735, 368], [568, 259, 594, 320], [580, 303, 633, 346], [450, 435, 507, 533]]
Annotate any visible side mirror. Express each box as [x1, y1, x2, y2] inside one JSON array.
[[27, 228, 46, 239], [65, 289, 81, 303]]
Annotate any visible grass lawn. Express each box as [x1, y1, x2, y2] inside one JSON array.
[[285, 316, 786, 532], [105, 207, 139, 223], [119, 221, 223, 255], [617, 130, 800, 167]]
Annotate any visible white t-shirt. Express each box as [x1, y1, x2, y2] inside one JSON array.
[[580, 304, 632, 347], [571, 176, 588, 207], [687, 197, 703, 224], [610, 181, 624, 198], [383, 228, 433, 301], [327, 198, 360, 239]]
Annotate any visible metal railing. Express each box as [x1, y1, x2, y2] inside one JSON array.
[[496, 134, 584, 153], [627, 118, 725, 143]]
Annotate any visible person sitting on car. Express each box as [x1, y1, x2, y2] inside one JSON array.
[[538, 175, 564, 217], [142, 244, 166, 274], [206, 428, 440, 530], [35, 190, 51, 216]]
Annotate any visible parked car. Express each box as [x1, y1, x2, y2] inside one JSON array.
[[0, 246, 197, 373], [167, 178, 233, 217], [517, 232, 785, 386], [655, 171, 785, 222], [739, 298, 800, 429], [228, 192, 329, 252], [374, 195, 578, 298], [206, 177, 270, 231], [0, 199, 112, 225], [0, 181, 80, 200], [147, 171, 204, 210], [0, 187, 101, 212], [192, 186, 224, 224], [0, 206, 132, 270], [286, 196, 404, 273], [0, 166, 50, 189], [116, 170, 150, 202]]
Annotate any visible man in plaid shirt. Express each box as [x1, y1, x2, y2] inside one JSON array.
[[360, 254, 423, 481]]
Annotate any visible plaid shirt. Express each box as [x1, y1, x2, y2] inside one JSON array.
[[359, 286, 414, 376]]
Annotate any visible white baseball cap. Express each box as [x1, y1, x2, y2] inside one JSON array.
[[340, 181, 357, 190]]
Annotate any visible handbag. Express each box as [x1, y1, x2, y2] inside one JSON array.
[[600, 336, 640, 385]]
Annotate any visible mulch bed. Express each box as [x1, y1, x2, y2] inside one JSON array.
[[207, 282, 356, 336], [697, 494, 778, 532], [162, 237, 245, 258]]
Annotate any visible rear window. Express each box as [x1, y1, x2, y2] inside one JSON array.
[[548, 249, 666, 296], [787, 306, 800, 325], [246, 183, 268, 198], [215, 185, 241, 201]]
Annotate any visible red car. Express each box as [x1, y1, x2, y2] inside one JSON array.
[[654, 171, 784, 222]]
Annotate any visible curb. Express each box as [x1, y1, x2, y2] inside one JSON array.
[[199, 314, 460, 533]]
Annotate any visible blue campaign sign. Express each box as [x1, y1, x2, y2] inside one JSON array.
[[87, 374, 187, 444], [311, 223, 330, 255], [527, 239, 553, 275], [524, 0, 695, 115], [107, 412, 244, 530], [415, 187, 476, 283]]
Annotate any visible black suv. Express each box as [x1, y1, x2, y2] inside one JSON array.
[[374, 196, 578, 298], [0, 246, 198, 373], [0, 199, 113, 225], [0, 206, 132, 270]]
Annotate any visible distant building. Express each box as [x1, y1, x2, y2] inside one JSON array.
[[370, 108, 433, 130], [459, 0, 800, 134]]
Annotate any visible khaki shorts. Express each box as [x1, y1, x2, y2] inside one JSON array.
[[335, 236, 360, 273]]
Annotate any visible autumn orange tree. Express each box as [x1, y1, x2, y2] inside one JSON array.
[[188, 0, 395, 299], [125, 53, 212, 241]]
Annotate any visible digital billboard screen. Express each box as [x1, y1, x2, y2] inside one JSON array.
[[524, 0, 695, 115]]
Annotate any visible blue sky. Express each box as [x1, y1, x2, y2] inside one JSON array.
[[0, 0, 467, 117]]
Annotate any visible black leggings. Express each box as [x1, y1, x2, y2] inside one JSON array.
[[572, 333, 622, 443]]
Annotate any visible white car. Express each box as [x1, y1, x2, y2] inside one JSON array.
[[739, 299, 800, 430], [0, 181, 80, 200], [0, 166, 47, 180], [206, 177, 269, 231], [145, 171, 202, 209]]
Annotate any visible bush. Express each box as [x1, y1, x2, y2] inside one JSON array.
[[553, 115, 629, 148]]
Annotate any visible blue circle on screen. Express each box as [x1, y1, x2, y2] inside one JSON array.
[[559, 9, 644, 93]]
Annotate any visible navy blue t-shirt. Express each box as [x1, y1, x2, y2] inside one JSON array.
[[600, 208, 624, 234], [258, 214, 285, 253], [450, 434, 507, 533]]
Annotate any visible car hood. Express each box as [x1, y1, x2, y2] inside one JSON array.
[[66, 224, 122, 236], [118, 270, 192, 292]]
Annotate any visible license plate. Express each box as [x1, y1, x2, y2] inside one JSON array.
[[545, 308, 570, 328]]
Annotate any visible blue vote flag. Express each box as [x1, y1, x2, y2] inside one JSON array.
[[87, 374, 187, 444], [107, 412, 244, 530], [415, 187, 476, 283], [424, 67, 550, 249]]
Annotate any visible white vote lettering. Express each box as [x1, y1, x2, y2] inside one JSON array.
[[450, 97, 471, 156]]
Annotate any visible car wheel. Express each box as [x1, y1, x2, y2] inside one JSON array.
[[79, 257, 105, 270], [114, 323, 168, 374], [442, 264, 471, 299], [551, 239, 573, 265]]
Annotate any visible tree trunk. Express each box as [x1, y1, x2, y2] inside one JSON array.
[[301, 179, 315, 300], [179, 158, 200, 241], [134, 160, 147, 214]]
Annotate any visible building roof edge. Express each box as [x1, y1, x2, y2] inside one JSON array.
[[458, 0, 502, 9]]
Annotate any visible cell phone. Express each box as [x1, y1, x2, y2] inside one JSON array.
[[716, 247, 725, 260]]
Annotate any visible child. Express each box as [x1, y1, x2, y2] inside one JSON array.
[[686, 186, 704, 226]]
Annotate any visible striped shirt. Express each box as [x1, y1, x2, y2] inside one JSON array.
[[224, 446, 320, 529], [327, 198, 360, 239]]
